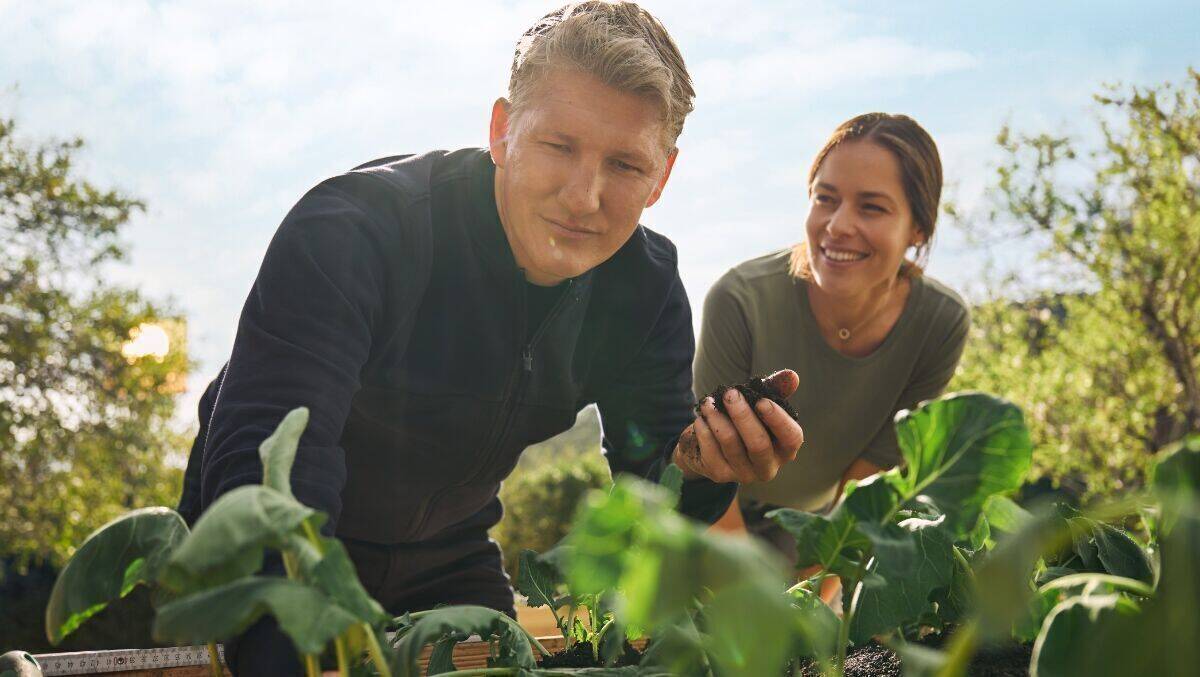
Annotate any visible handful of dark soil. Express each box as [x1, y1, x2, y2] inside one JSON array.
[[698, 375, 800, 423]]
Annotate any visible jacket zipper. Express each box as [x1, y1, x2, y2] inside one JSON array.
[[408, 275, 576, 537]]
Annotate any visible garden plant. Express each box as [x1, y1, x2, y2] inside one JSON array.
[[36, 393, 1200, 676]]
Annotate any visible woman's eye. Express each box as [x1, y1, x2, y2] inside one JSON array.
[[814, 194, 834, 204], [863, 203, 885, 213]]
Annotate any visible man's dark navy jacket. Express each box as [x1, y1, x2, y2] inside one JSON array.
[[178, 148, 735, 597]]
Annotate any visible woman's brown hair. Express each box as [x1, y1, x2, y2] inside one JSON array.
[[790, 112, 943, 280]]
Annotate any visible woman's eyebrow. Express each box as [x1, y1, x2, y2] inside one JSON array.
[[857, 190, 897, 205]]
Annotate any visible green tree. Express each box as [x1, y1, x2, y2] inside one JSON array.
[[951, 69, 1200, 498], [0, 117, 190, 571]]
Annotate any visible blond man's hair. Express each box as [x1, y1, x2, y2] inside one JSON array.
[[509, 1, 695, 151]]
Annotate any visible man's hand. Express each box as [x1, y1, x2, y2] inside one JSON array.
[[673, 370, 804, 483]]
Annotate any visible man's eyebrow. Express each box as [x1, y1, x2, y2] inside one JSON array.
[[545, 131, 653, 166], [611, 148, 652, 166]]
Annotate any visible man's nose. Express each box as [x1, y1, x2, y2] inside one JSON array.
[[559, 162, 602, 217]]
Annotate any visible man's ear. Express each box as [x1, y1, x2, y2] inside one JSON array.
[[489, 98, 512, 168], [645, 148, 678, 208]]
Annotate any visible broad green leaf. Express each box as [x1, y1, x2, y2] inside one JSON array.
[[1012, 588, 1060, 644], [153, 576, 359, 654], [159, 485, 321, 593], [391, 606, 536, 676], [567, 481, 656, 595], [568, 475, 799, 676], [426, 637, 458, 675], [929, 545, 973, 626], [516, 549, 568, 611], [840, 471, 903, 523], [894, 392, 1033, 540], [702, 576, 798, 677], [858, 520, 922, 578], [638, 612, 708, 676], [972, 507, 1067, 639], [768, 508, 869, 578], [1066, 518, 1103, 571], [787, 586, 840, 661], [1151, 435, 1200, 530], [983, 495, 1032, 535], [966, 513, 990, 551], [658, 463, 684, 501], [848, 523, 956, 643], [1091, 523, 1154, 584], [1074, 508, 1200, 676], [303, 535, 387, 624], [259, 406, 310, 498], [1031, 594, 1141, 677], [45, 507, 188, 644]]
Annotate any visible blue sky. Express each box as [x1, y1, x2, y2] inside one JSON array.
[[1, 0, 1196, 420]]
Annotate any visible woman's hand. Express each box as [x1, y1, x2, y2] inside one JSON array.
[[673, 370, 804, 484]]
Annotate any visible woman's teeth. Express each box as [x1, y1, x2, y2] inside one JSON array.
[[823, 247, 868, 262]]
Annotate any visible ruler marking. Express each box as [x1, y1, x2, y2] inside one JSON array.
[[36, 645, 225, 676]]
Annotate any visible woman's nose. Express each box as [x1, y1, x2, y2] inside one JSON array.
[[826, 205, 855, 237]]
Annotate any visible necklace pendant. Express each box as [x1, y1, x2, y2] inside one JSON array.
[[837, 328, 851, 340]]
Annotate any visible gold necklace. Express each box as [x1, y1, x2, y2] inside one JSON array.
[[833, 286, 895, 342]]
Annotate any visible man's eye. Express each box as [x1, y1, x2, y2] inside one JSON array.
[[612, 159, 640, 173], [543, 142, 569, 152]]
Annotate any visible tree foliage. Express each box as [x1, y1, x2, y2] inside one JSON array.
[[952, 69, 1200, 499], [0, 117, 190, 569]]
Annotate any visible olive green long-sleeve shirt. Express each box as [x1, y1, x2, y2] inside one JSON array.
[[694, 249, 970, 511]]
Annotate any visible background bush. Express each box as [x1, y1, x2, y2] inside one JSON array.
[[491, 406, 612, 580]]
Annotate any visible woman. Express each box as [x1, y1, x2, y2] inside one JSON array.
[[695, 112, 970, 564]]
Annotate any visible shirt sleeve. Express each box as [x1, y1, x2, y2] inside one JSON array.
[[859, 301, 972, 468], [593, 268, 737, 524], [693, 269, 754, 401], [193, 177, 403, 535]]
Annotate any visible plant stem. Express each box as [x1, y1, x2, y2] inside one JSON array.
[[362, 624, 394, 677], [565, 606, 577, 648], [301, 519, 326, 553], [335, 636, 349, 677], [1037, 572, 1155, 598], [833, 556, 871, 677], [206, 642, 222, 677], [303, 654, 320, 677]]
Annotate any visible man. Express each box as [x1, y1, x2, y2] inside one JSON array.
[[178, 2, 804, 673]]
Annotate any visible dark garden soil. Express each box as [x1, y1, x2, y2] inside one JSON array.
[[537, 642, 642, 669], [699, 376, 802, 422], [795, 641, 1033, 676]]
